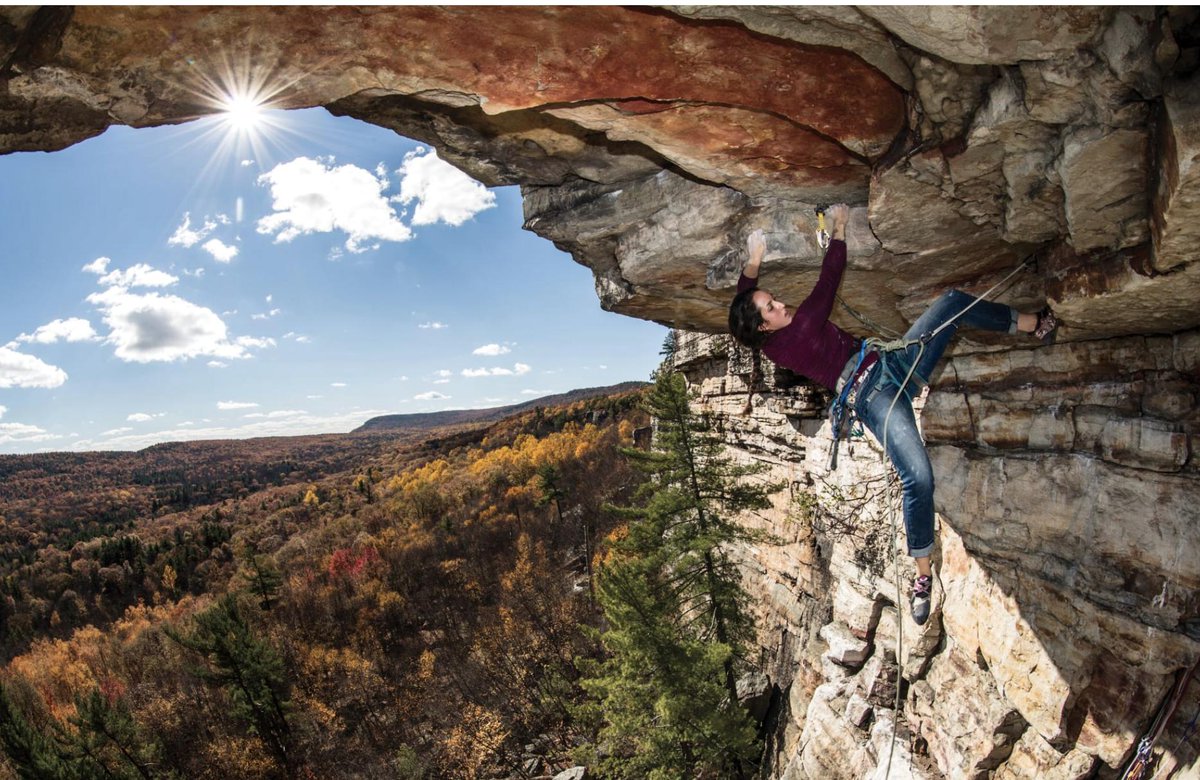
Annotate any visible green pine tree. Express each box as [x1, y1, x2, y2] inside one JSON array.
[[62, 688, 175, 780], [580, 370, 780, 779], [165, 593, 293, 776], [0, 682, 73, 780], [239, 546, 284, 611]]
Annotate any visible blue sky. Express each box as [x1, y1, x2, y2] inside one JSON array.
[[0, 106, 666, 454]]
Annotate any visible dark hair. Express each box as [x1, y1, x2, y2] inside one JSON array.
[[729, 289, 768, 415], [728, 288, 768, 350]]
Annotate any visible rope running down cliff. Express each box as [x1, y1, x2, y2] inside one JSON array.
[[873, 257, 1035, 778]]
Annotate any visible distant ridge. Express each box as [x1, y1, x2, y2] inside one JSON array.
[[353, 381, 649, 433]]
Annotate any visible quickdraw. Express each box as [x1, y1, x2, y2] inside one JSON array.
[[827, 340, 869, 471], [815, 208, 831, 250]]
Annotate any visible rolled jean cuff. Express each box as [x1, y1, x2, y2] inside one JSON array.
[[909, 541, 935, 559], [1008, 309, 1019, 335]]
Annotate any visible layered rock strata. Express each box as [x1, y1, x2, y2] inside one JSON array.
[[675, 329, 1200, 778], [3, 5, 1200, 777]]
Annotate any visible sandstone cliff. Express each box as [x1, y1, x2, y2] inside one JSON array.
[[2, 6, 1198, 777]]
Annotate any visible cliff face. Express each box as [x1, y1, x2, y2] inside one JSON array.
[[3, 6, 1198, 777]]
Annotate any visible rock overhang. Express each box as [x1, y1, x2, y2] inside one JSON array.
[[2, 5, 1198, 339]]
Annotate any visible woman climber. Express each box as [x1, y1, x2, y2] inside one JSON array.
[[727, 203, 1058, 625]]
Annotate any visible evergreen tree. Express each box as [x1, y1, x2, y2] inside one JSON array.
[[62, 688, 174, 779], [659, 330, 678, 361], [0, 682, 72, 780], [580, 370, 780, 779], [239, 546, 284, 611], [165, 593, 293, 776]]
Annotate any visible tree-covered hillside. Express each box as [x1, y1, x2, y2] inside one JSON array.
[[0, 388, 650, 778]]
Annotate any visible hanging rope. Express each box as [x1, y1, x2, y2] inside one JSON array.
[[1123, 656, 1200, 780], [866, 255, 1037, 778]]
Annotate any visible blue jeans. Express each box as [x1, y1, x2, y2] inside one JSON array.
[[853, 290, 1018, 557]]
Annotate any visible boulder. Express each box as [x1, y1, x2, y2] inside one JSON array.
[[820, 621, 871, 668]]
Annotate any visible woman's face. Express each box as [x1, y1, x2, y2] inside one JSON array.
[[752, 290, 792, 333]]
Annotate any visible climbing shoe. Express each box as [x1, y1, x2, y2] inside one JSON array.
[[911, 575, 933, 626], [1034, 306, 1059, 345]]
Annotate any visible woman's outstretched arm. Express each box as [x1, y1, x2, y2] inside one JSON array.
[[798, 204, 851, 322]]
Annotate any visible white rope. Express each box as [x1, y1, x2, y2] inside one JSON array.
[[875, 258, 1031, 777]]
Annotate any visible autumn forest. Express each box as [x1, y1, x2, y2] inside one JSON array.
[[0, 373, 780, 780]]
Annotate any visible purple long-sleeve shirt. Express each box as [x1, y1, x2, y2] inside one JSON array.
[[737, 239, 872, 391]]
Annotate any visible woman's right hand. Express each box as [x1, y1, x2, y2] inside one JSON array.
[[826, 203, 849, 240], [826, 203, 849, 228]]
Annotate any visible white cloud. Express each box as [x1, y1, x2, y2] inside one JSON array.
[[244, 410, 306, 419], [473, 343, 510, 356], [252, 309, 281, 321], [0, 346, 68, 388], [183, 267, 206, 278], [436, 370, 452, 378], [0, 405, 5, 418], [461, 362, 531, 378], [126, 412, 165, 423], [101, 427, 133, 436], [208, 360, 228, 369], [168, 213, 218, 248], [256, 156, 412, 252], [82, 257, 111, 275], [218, 401, 259, 410], [236, 197, 245, 223], [240, 160, 254, 168], [177, 421, 195, 427], [331, 382, 347, 388], [87, 287, 266, 364], [434, 379, 450, 385], [67, 407, 393, 452], [396, 147, 496, 227], [16, 318, 99, 344], [235, 335, 276, 350], [306, 394, 323, 400], [0, 422, 60, 447], [414, 391, 449, 401], [419, 321, 447, 330], [202, 238, 239, 263], [521, 389, 546, 395], [265, 294, 273, 303], [98, 263, 178, 289]]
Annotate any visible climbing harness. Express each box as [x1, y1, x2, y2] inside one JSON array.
[[1120, 656, 1200, 780], [815, 208, 831, 250], [826, 255, 1036, 474]]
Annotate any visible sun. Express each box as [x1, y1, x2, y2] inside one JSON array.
[[220, 92, 265, 133]]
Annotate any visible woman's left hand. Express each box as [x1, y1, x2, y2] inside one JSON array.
[[747, 229, 766, 264]]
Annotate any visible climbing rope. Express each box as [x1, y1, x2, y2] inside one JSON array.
[[861, 256, 1037, 778], [1122, 656, 1200, 780]]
